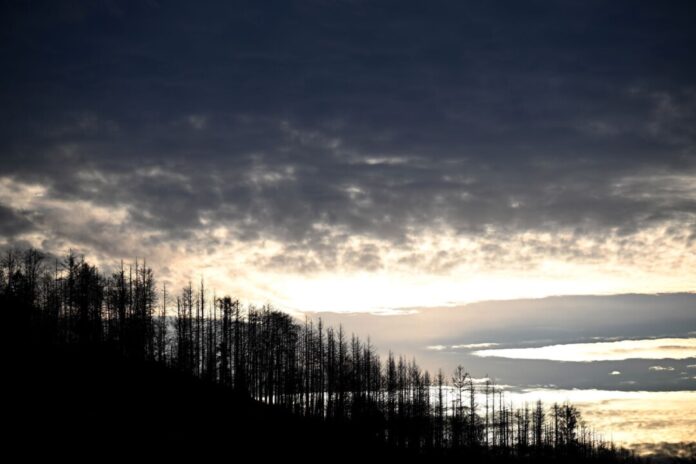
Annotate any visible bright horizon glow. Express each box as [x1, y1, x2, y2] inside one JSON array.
[[473, 338, 696, 362], [1, 175, 695, 313], [511, 389, 696, 450], [430, 386, 695, 450]]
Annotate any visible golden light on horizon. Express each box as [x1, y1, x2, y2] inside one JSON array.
[[510, 389, 696, 450], [1, 175, 695, 314]]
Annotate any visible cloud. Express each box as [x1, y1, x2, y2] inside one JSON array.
[[649, 366, 676, 372], [426, 345, 447, 351], [0, 1, 695, 308], [0, 204, 35, 237], [630, 442, 696, 460], [187, 115, 208, 130], [451, 343, 500, 349], [428, 343, 500, 351], [473, 338, 696, 362]]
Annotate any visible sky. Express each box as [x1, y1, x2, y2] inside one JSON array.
[[311, 294, 696, 388], [2, 1, 695, 452], [1, 0, 695, 313]]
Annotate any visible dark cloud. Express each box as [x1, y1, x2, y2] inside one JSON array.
[[1, 0, 695, 266], [0, 205, 34, 236]]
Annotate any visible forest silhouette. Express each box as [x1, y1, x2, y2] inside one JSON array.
[[4, 248, 642, 462]]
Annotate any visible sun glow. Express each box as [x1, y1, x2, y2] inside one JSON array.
[[510, 389, 696, 449], [1, 175, 695, 313]]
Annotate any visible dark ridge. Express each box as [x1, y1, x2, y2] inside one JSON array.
[[11, 342, 393, 461]]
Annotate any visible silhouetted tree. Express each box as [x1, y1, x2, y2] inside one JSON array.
[[4, 247, 632, 462]]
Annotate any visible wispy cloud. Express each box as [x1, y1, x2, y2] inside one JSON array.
[[451, 342, 499, 349], [426, 345, 448, 351], [428, 342, 499, 351], [473, 338, 696, 362], [649, 365, 676, 372]]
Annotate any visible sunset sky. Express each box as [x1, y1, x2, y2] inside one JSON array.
[[2, 1, 695, 450]]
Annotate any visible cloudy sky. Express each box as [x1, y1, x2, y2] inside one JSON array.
[[2, 0, 695, 312]]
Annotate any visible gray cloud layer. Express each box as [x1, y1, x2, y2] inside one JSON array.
[[1, 1, 695, 271]]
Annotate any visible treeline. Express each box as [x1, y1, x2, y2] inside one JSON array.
[[2, 248, 633, 461]]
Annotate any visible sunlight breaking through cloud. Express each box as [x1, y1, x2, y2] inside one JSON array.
[[1, 172, 695, 313]]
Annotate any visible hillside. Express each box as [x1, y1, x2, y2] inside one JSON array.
[[11, 342, 392, 461]]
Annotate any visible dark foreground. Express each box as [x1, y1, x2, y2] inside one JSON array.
[[9, 342, 647, 463], [10, 343, 395, 461]]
